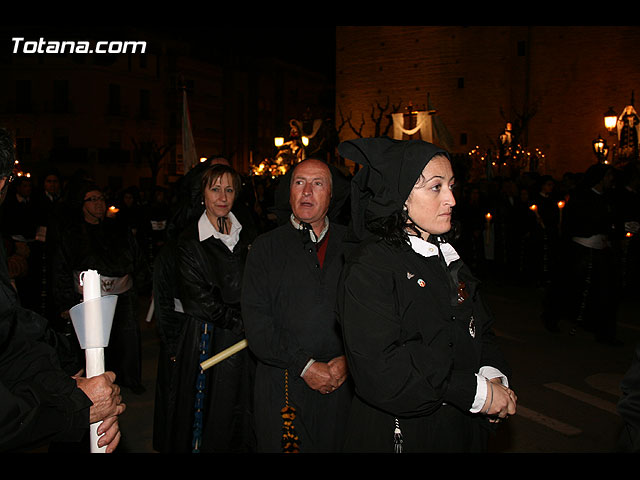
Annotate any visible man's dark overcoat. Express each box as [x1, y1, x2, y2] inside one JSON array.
[[241, 221, 353, 452]]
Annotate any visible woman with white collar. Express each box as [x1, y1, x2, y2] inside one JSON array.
[[160, 163, 255, 453], [337, 137, 517, 453]]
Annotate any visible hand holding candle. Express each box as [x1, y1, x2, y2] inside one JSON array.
[[106, 206, 119, 218], [74, 372, 126, 453], [530, 204, 545, 228]]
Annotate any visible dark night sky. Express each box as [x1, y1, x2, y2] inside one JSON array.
[[161, 26, 336, 76], [1, 25, 336, 77]]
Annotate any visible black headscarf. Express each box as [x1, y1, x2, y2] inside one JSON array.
[[338, 136, 450, 241]]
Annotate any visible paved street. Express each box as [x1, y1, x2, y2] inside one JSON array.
[[116, 274, 640, 454], [484, 278, 639, 453]]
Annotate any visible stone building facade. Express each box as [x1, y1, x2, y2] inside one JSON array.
[[336, 26, 640, 178]]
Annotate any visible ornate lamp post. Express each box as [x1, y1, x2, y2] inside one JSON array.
[[604, 107, 617, 133], [592, 135, 609, 163]]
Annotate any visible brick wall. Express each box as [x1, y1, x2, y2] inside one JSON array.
[[336, 26, 640, 178]]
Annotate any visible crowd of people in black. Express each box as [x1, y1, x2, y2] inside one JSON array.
[[1, 127, 639, 453], [452, 161, 639, 346]]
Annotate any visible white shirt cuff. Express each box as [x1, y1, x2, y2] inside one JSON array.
[[469, 367, 509, 413], [300, 358, 315, 377]]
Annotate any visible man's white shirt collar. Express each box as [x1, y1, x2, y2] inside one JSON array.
[[290, 214, 329, 243]]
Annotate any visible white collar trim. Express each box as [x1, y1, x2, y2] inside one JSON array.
[[409, 235, 460, 266], [198, 211, 242, 251], [290, 214, 329, 243]]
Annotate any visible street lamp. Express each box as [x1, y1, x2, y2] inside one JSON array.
[[604, 107, 617, 133], [592, 135, 609, 163]]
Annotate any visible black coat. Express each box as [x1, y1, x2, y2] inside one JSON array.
[[337, 237, 510, 452], [241, 221, 353, 452], [0, 241, 91, 452], [52, 217, 150, 388], [153, 217, 255, 453], [52, 217, 150, 313]]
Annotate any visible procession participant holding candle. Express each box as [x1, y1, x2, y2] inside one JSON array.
[[152, 157, 257, 452], [152, 157, 229, 452], [242, 158, 353, 453], [531, 175, 561, 285], [0, 128, 125, 453], [337, 137, 515, 452], [158, 164, 255, 453], [512, 187, 538, 280], [610, 164, 640, 295], [563, 163, 622, 345], [52, 182, 150, 394]]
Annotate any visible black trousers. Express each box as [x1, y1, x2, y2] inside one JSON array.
[[567, 242, 620, 341]]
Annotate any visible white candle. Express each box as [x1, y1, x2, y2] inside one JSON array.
[[485, 213, 492, 245], [82, 269, 101, 301], [81, 270, 104, 356], [200, 339, 249, 371], [557, 201, 565, 230], [80, 270, 107, 453]]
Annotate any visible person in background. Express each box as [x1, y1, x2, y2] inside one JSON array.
[[117, 186, 144, 238], [1, 174, 41, 312], [52, 182, 151, 393], [143, 186, 170, 262], [563, 163, 622, 345], [531, 175, 561, 287]]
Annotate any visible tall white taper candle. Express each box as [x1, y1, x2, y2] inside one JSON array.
[[81, 270, 107, 453]]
